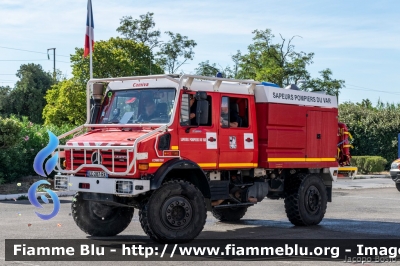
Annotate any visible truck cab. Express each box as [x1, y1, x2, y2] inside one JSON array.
[[54, 74, 352, 243]]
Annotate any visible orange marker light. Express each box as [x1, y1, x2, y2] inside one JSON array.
[[138, 163, 149, 171], [163, 150, 180, 156]]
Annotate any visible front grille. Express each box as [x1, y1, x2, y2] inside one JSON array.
[[65, 148, 134, 176]]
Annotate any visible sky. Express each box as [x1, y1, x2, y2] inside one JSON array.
[[0, 0, 399, 104]]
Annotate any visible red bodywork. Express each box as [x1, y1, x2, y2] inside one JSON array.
[[64, 88, 346, 178], [256, 103, 338, 169]]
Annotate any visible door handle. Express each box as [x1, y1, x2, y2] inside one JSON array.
[[245, 138, 253, 142], [208, 137, 216, 142]]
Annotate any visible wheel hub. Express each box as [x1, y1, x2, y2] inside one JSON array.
[[161, 196, 193, 229], [90, 202, 116, 219], [305, 185, 321, 214]]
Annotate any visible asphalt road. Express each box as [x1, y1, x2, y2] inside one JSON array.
[[1, 178, 399, 266]]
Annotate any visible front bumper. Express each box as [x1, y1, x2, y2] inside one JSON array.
[[54, 175, 150, 196], [390, 169, 400, 182]]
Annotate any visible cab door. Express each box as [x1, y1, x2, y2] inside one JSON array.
[[177, 91, 219, 169], [218, 95, 258, 169]]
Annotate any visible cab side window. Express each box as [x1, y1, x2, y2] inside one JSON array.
[[180, 93, 212, 126], [220, 96, 248, 128]]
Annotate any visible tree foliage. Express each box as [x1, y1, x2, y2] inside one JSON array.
[[195, 60, 235, 78], [156, 31, 197, 74], [43, 79, 86, 126], [117, 12, 161, 49], [0, 86, 12, 115], [304, 68, 345, 97], [70, 37, 163, 85], [339, 100, 400, 168], [195, 61, 219, 77], [0, 64, 54, 123], [236, 29, 314, 87], [0, 116, 22, 148]]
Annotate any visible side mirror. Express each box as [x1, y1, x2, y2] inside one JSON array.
[[196, 100, 208, 125], [90, 83, 104, 124]]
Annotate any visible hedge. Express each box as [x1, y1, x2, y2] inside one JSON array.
[[351, 156, 388, 174], [0, 116, 76, 183], [0, 117, 21, 148]]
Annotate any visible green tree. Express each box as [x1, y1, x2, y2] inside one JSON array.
[[195, 61, 234, 78], [236, 29, 314, 87], [44, 37, 163, 125], [117, 12, 161, 48], [304, 68, 345, 97], [70, 37, 163, 85], [0, 86, 12, 116], [0, 116, 21, 149], [339, 100, 400, 168], [43, 79, 86, 126], [8, 64, 53, 123], [156, 31, 197, 74], [195, 61, 220, 77], [228, 51, 242, 79]]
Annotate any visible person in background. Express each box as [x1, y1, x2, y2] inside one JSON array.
[[220, 101, 238, 128]]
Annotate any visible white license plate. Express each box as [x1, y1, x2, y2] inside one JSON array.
[[86, 171, 108, 178]]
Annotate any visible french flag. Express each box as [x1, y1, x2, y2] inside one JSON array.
[[84, 0, 94, 57]]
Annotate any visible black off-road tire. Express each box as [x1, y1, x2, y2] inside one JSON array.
[[211, 206, 248, 222], [71, 192, 134, 236], [139, 180, 207, 243], [284, 174, 327, 226], [395, 183, 400, 192]]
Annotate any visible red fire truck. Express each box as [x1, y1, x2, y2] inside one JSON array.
[[54, 74, 353, 243]]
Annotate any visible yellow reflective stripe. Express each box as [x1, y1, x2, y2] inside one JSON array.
[[219, 163, 258, 167], [306, 158, 336, 162], [149, 162, 217, 168], [268, 158, 336, 162], [268, 158, 305, 162], [149, 163, 162, 167], [171, 146, 179, 150], [343, 145, 354, 148], [339, 167, 358, 171], [344, 132, 353, 140], [198, 163, 217, 167]]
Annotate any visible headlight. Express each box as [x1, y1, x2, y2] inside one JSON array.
[[116, 181, 133, 194], [392, 163, 399, 169]]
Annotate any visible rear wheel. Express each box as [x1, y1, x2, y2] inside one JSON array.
[[284, 174, 327, 226], [395, 183, 400, 192], [212, 205, 248, 222], [139, 180, 207, 243], [72, 193, 134, 236]]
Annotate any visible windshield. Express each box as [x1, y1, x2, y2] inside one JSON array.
[[98, 88, 176, 124]]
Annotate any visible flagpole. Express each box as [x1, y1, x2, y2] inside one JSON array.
[[88, 0, 93, 80]]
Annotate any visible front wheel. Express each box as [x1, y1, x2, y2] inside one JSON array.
[[284, 174, 327, 226], [395, 183, 400, 192], [139, 180, 207, 243], [72, 193, 134, 236]]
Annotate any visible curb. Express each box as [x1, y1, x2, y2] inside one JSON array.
[[0, 190, 76, 201]]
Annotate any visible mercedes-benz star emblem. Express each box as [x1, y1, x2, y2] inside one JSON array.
[[91, 151, 102, 164]]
